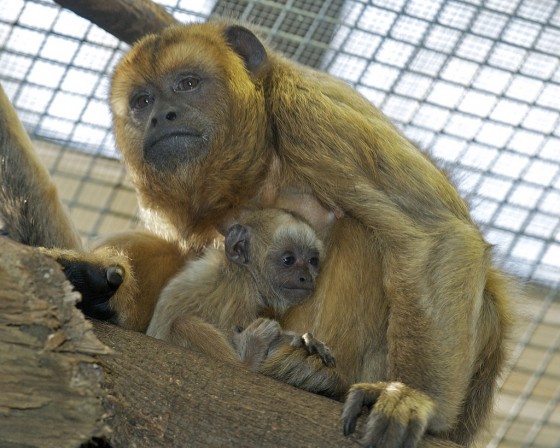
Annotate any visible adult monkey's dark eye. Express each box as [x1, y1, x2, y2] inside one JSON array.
[[176, 76, 200, 91], [131, 93, 153, 110], [309, 257, 319, 267]]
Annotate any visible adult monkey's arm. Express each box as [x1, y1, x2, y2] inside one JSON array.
[[0, 84, 82, 250]]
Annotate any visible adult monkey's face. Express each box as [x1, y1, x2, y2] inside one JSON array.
[[109, 23, 272, 238]]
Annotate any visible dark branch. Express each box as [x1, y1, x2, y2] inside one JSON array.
[[53, 0, 179, 45]]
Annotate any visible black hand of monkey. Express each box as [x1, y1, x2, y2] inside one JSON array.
[[57, 259, 123, 322]]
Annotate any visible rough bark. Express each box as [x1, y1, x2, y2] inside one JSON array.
[[52, 0, 178, 45], [0, 238, 110, 448], [92, 319, 362, 448]]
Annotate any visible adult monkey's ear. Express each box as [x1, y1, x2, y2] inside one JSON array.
[[224, 25, 268, 76]]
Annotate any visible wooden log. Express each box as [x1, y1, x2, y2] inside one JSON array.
[[92, 319, 362, 447], [52, 0, 179, 45], [0, 238, 111, 448], [91, 322, 456, 447]]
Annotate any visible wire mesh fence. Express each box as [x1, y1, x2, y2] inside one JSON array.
[[0, 0, 559, 446]]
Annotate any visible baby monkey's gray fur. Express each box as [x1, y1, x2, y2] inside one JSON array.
[[147, 208, 342, 396]]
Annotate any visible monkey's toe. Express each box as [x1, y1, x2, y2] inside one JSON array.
[[342, 382, 434, 448], [342, 386, 369, 436], [343, 416, 358, 437]]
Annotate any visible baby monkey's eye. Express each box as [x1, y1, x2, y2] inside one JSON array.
[[131, 93, 153, 110], [308, 257, 319, 267], [282, 255, 296, 266], [176, 76, 200, 91]]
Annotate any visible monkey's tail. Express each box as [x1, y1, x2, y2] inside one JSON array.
[[0, 84, 82, 250], [448, 267, 514, 446]]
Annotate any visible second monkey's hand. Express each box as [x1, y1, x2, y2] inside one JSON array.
[[40, 247, 124, 322], [61, 260, 123, 322]]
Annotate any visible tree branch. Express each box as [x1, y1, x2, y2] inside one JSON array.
[[92, 320, 362, 447], [52, 0, 178, 45]]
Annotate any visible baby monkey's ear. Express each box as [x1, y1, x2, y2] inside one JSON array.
[[224, 25, 268, 76], [225, 223, 251, 265]]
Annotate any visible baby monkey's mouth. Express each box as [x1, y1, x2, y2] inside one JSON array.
[[281, 286, 314, 301]]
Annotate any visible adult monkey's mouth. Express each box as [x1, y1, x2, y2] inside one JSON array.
[[144, 129, 206, 171]]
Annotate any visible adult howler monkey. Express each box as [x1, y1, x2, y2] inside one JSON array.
[[0, 22, 511, 448]]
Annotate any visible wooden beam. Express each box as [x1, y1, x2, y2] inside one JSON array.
[[53, 0, 179, 45]]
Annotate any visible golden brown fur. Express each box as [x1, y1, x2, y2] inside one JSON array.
[[0, 85, 82, 250], [106, 23, 512, 447], [36, 231, 186, 331], [0, 21, 513, 447], [90, 230, 186, 331]]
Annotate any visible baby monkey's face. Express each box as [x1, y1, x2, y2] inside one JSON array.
[[266, 242, 321, 303]]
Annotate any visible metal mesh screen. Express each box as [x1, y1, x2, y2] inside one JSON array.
[[1, 1, 559, 446]]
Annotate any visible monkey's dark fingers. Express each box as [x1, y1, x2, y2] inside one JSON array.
[[342, 384, 376, 436], [57, 259, 124, 322], [258, 345, 349, 400], [302, 333, 318, 355], [301, 333, 336, 368], [342, 382, 434, 448], [106, 265, 124, 287]]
